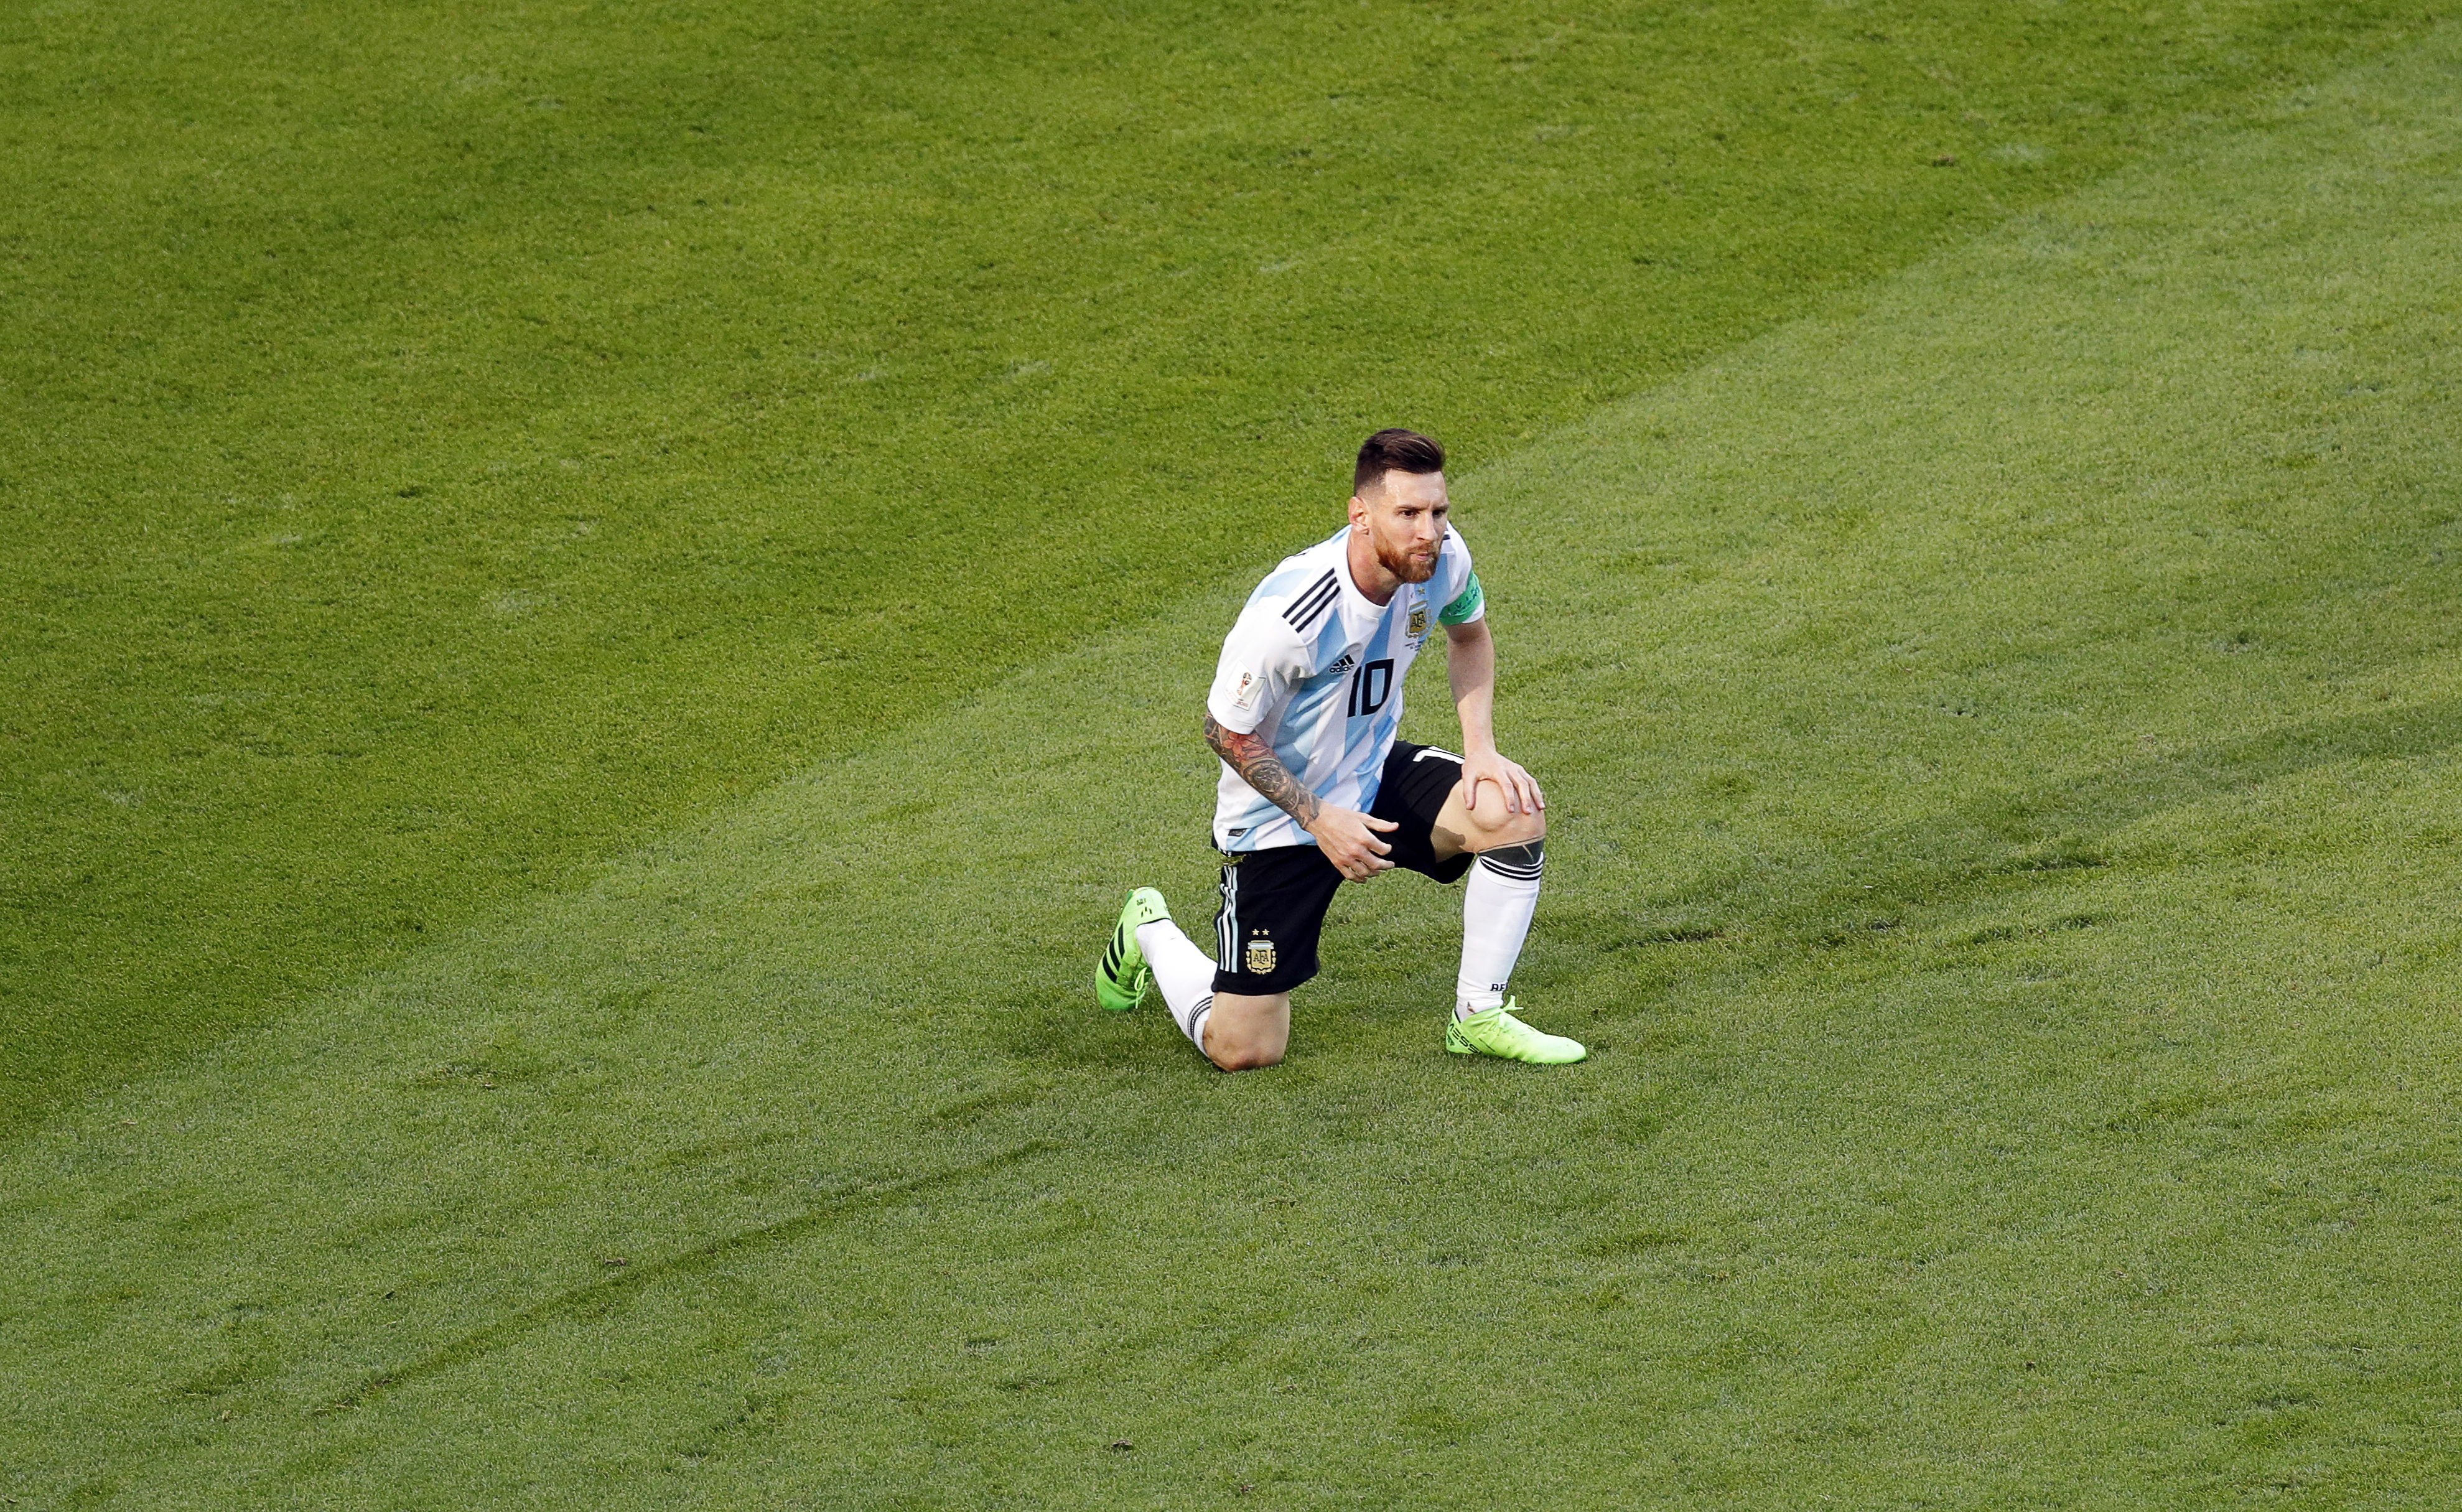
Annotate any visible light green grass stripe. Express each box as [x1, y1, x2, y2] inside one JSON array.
[[6, 28, 2462, 1507]]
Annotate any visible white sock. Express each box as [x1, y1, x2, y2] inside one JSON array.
[[1456, 839, 1544, 1019], [1136, 918, 1216, 1052]]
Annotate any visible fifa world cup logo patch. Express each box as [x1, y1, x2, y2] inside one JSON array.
[[1244, 931, 1276, 976], [1231, 666, 1262, 712]]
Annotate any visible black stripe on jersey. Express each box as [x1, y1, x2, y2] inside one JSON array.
[[1282, 571, 1340, 633]]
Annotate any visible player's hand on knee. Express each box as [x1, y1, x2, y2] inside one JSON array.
[[1462, 751, 1545, 817], [1308, 808, 1397, 881]]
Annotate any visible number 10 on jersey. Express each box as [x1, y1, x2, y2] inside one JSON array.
[[1347, 658, 1395, 719]]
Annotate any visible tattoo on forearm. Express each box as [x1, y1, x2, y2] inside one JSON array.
[[1205, 714, 1323, 828]]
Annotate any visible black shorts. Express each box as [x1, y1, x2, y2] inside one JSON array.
[[1212, 740, 1474, 996]]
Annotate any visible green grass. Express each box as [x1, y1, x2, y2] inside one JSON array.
[[0, 0, 2433, 1131], [9, 21, 2462, 1505]]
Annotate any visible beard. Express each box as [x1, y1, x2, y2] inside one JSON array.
[[1374, 535, 1440, 584]]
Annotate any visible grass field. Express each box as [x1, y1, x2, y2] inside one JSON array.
[[1, 0, 2431, 1131], [10, 1, 2462, 1508]]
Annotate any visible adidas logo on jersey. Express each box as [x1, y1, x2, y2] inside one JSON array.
[[1325, 652, 1358, 676]]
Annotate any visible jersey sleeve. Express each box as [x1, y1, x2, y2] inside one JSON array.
[[1437, 531, 1485, 626], [1206, 604, 1312, 735]]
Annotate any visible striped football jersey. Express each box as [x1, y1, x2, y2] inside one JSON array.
[[1205, 525, 1485, 851]]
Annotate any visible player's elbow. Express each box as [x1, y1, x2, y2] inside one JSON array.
[[1204, 716, 1260, 768]]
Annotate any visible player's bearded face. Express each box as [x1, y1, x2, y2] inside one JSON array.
[[1373, 525, 1439, 583], [1366, 474, 1448, 583]]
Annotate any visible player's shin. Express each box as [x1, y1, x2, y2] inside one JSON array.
[[1455, 839, 1543, 1020], [1135, 918, 1216, 1050]]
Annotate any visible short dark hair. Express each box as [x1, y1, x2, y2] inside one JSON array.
[[1353, 428, 1446, 498]]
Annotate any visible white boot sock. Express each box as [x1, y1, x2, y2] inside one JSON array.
[[1136, 918, 1216, 1051], [1456, 839, 1544, 1020]]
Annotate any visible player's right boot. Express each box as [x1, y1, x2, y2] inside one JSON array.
[[1094, 887, 1173, 1013], [1446, 998, 1588, 1065]]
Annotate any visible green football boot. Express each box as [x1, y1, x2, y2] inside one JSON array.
[[1445, 999, 1588, 1065], [1094, 887, 1173, 1013]]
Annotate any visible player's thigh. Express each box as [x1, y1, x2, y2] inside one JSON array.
[[1212, 846, 1336, 999], [1429, 770, 1547, 861], [1204, 991, 1291, 1071]]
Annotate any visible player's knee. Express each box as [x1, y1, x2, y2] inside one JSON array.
[[1209, 1044, 1284, 1072], [1465, 801, 1546, 851]]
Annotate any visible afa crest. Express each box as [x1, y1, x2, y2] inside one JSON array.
[[1244, 933, 1277, 976], [1407, 602, 1429, 638]]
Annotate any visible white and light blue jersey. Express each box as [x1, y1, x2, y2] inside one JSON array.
[[1206, 526, 1486, 851]]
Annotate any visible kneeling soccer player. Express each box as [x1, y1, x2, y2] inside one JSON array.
[[1094, 427, 1585, 1070]]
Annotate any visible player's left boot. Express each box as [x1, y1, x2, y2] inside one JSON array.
[[1094, 887, 1173, 1013], [1445, 998, 1587, 1065]]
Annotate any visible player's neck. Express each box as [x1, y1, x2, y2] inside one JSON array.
[[1344, 530, 1401, 606]]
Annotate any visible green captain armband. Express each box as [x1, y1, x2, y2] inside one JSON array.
[[1438, 572, 1485, 626]]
